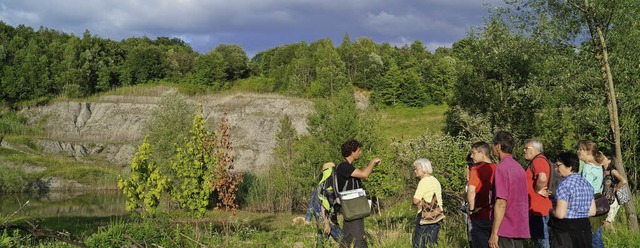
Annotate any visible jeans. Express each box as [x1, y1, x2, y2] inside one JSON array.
[[530, 215, 550, 248], [592, 226, 604, 248], [470, 220, 492, 248], [413, 213, 441, 248]]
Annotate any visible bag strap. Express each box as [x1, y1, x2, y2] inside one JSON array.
[[422, 192, 439, 210], [528, 153, 547, 179], [333, 163, 341, 194], [333, 161, 361, 193]]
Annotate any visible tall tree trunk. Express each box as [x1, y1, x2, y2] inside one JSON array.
[[596, 26, 639, 231]]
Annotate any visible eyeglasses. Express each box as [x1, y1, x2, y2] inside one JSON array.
[[555, 162, 565, 167], [524, 146, 534, 151]]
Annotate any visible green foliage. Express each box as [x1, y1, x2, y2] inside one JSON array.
[[259, 114, 302, 212], [377, 105, 447, 142], [117, 136, 168, 215], [230, 76, 275, 93], [192, 50, 227, 89], [391, 133, 471, 201], [121, 46, 167, 85], [142, 92, 196, 177], [0, 111, 40, 136], [213, 44, 250, 81], [170, 106, 216, 215], [0, 165, 27, 193], [84, 217, 180, 248]]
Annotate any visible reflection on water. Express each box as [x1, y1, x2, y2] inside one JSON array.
[[0, 190, 127, 218]]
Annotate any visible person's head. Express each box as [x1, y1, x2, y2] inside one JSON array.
[[576, 140, 604, 164], [555, 152, 580, 176], [322, 162, 335, 171], [492, 131, 515, 156], [341, 139, 362, 159], [523, 139, 543, 161], [602, 153, 616, 171], [466, 152, 474, 168], [471, 141, 491, 163], [413, 158, 433, 178]]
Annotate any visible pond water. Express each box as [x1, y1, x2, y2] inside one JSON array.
[[0, 190, 127, 218]]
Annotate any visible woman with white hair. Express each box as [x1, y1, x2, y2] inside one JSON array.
[[412, 158, 444, 248]]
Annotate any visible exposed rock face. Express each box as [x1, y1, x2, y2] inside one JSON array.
[[20, 92, 314, 172]]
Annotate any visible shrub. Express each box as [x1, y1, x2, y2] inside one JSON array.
[[0, 111, 39, 136], [0, 165, 27, 193]]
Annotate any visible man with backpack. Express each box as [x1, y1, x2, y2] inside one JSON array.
[[523, 139, 553, 248], [335, 139, 381, 248]]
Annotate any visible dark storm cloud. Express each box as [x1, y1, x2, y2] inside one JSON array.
[[0, 0, 503, 56]]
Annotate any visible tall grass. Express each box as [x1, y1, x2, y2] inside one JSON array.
[[0, 165, 27, 193], [0, 111, 41, 136], [378, 105, 448, 142]]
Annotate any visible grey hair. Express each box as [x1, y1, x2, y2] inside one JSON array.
[[524, 139, 544, 153], [414, 158, 433, 174]]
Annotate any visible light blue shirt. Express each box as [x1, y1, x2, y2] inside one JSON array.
[[580, 162, 603, 194]]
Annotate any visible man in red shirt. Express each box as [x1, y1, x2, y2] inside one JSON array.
[[467, 141, 496, 248], [523, 139, 552, 248]]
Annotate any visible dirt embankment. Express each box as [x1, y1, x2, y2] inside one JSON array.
[[14, 91, 314, 173]]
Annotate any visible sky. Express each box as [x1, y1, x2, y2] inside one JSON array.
[[0, 0, 504, 57]]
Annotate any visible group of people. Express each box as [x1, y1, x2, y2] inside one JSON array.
[[458, 132, 628, 248], [306, 132, 629, 248]]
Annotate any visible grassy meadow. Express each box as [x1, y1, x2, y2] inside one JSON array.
[[378, 104, 447, 142]]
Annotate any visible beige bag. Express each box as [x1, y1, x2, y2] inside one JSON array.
[[420, 193, 445, 225]]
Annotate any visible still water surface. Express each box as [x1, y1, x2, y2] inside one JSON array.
[[0, 190, 127, 218]]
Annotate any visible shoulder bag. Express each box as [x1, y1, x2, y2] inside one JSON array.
[[332, 163, 371, 221], [616, 184, 631, 204], [594, 193, 610, 216], [420, 193, 445, 225]]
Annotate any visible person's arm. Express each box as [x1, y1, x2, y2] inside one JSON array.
[[413, 197, 422, 206], [612, 170, 628, 191], [588, 199, 596, 216], [467, 185, 477, 212], [534, 172, 548, 195], [350, 157, 381, 179], [552, 200, 568, 219], [489, 198, 506, 248], [321, 206, 331, 233]]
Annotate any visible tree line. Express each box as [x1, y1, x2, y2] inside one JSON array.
[[0, 22, 455, 109]]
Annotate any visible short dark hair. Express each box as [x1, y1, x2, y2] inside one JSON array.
[[471, 141, 491, 157], [492, 131, 515, 154], [341, 139, 361, 158], [466, 152, 474, 167], [556, 152, 579, 173]]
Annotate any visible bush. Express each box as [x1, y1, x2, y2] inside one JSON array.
[[0, 165, 27, 193], [390, 133, 472, 208], [231, 77, 275, 93], [0, 111, 37, 136]]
